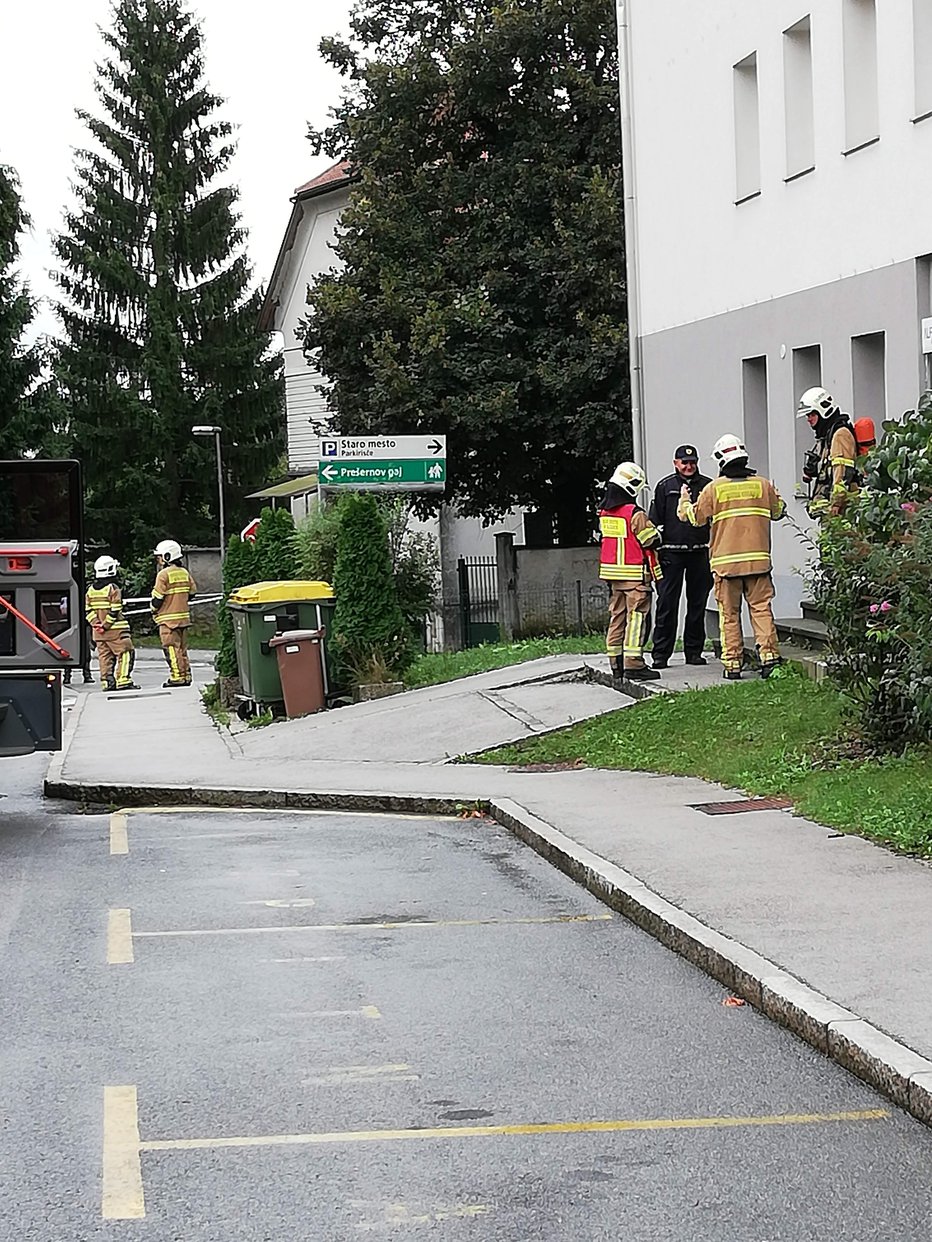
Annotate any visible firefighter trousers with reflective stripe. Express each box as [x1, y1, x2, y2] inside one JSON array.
[[96, 633, 135, 688], [714, 573, 780, 671], [159, 625, 191, 683], [606, 583, 652, 669]]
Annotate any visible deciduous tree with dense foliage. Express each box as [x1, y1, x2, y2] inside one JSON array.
[[305, 0, 628, 545], [53, 0, 283, 561], [0, 163, 44, 454]]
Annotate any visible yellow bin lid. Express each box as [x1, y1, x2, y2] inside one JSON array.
[[228, 580, 334, 606]]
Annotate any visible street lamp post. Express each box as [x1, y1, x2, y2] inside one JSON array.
[[192, 425, 225, 562]]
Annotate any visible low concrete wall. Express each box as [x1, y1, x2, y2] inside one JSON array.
[[496, 535, 607, 638], [185, 547, 222, 595]]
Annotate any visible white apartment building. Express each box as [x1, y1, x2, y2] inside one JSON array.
[[619, 0, 932, 609]]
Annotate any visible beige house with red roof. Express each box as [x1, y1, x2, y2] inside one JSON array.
[[258, 160, 355, 495], [258, 161, 525, 646]]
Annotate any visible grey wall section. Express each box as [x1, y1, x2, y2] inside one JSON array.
[[185, 548, 222, 596], [496, 540, 607, 637], [639, 258, 926, 613]]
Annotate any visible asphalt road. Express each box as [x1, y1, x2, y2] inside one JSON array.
[[2, 758, 932, 1240]]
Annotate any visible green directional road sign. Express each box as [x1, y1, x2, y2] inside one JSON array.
[[317, 459, 446, 488]]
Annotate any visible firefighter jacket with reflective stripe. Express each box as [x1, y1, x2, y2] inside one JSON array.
[[85, 582, 129, 632], [678, 474, 785, 578], [151, 566, 196, 628], [599, 504, 662, 583], [813, 424, 859, 514]]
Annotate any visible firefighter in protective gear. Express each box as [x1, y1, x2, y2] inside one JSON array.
[[599, 461, 662, 682], [797, 387, 858, 518], [85, 555, 139, 692], [678, 435, 786, 681], [151, 539, 197, 687]]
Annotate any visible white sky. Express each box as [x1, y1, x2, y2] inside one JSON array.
[[0, 0, 354, 340]]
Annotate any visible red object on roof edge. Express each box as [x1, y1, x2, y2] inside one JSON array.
[[294, 159, 354, 196]]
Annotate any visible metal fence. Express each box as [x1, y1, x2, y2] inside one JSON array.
[[512, 583, 608, 638], [457, 556, 500, 647]]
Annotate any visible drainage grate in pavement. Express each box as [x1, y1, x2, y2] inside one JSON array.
[[691, 796, 793, 816]]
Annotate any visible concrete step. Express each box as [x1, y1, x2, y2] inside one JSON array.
[[775, 615, 827, 650], [800, 599, 824, 624]]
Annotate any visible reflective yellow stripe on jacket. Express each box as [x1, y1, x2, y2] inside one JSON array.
[[85, 585, 129, 632], [152, 567, 194, 626], [710, 552, 772, 570], [710, 507, 771, 523]]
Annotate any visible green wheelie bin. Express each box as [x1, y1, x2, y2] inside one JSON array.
[[227, 580, 336, 708]]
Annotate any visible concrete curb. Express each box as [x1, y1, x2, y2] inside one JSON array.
[[45, 686, 86, 790], [489, 797, 932, 1126], [42, 777, 471, 819], [41, 774, 932, 1127]]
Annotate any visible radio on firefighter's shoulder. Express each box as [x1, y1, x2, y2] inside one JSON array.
[[802, 448, 821, 484]]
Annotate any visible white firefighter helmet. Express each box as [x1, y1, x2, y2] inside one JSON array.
[[712, 434, 749, 469], [609, 461, 648, 495], [93, 554, 120, 579], [796, 386, 837, 420], [153, 539, 183, 565]]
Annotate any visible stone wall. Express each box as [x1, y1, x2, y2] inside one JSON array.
[[496, 535, 607, 639]]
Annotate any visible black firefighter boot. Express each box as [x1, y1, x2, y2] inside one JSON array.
[[625, 664, 661, 682]]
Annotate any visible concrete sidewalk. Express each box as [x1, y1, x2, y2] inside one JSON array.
[[47, 651, 932, 1125]]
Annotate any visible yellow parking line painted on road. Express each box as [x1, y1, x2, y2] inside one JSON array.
[[132, 913, 612, 940], [287, 1005, 382, 1021], [264, 956, 346, 964], [107, 909, 134, 964], [139, 1108, 889, 1153], [307, 1064, 418, 1086], [102, 1086, 145, 1219], [109, 812, 129, 856]]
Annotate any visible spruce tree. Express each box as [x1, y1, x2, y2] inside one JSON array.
[[53, 0, 283, 561], [332, 494, 410, 674], [216, 533, 258, 679], [253, 506, 298, 582], [0, 163, 44, 454]]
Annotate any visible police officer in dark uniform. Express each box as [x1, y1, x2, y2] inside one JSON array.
[[648, 444, 713, 669]]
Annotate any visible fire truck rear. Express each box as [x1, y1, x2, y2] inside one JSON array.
[[0, 460, 87, 757]]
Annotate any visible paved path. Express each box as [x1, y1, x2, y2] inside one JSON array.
[[46, 652, 932, 1113], [3, 773, 931, 1239]]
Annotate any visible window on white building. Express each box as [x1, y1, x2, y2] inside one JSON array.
[[851, 332, 886, 424], [843, 0, 879, 152], [914, 0, 932, 119], [742, 356, 770, 475], [784, 17, 815, 178], [792, 345, 822, 493], [917, 256, 932, 387], [733, 53, 761, 202]]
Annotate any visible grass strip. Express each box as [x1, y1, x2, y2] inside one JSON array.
[[403, 637, 604, 690], [477, 666, 932, 854]]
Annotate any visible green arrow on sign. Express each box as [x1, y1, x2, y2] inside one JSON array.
[[318, 459, 446, 487]]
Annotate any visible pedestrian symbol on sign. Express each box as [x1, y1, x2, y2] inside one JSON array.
[[428, 463, 443, 480], [321, 441, 338, 457]]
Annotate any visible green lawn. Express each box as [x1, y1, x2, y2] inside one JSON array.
[[477, 666, 932, 855], [403, 637, 604, 689]]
